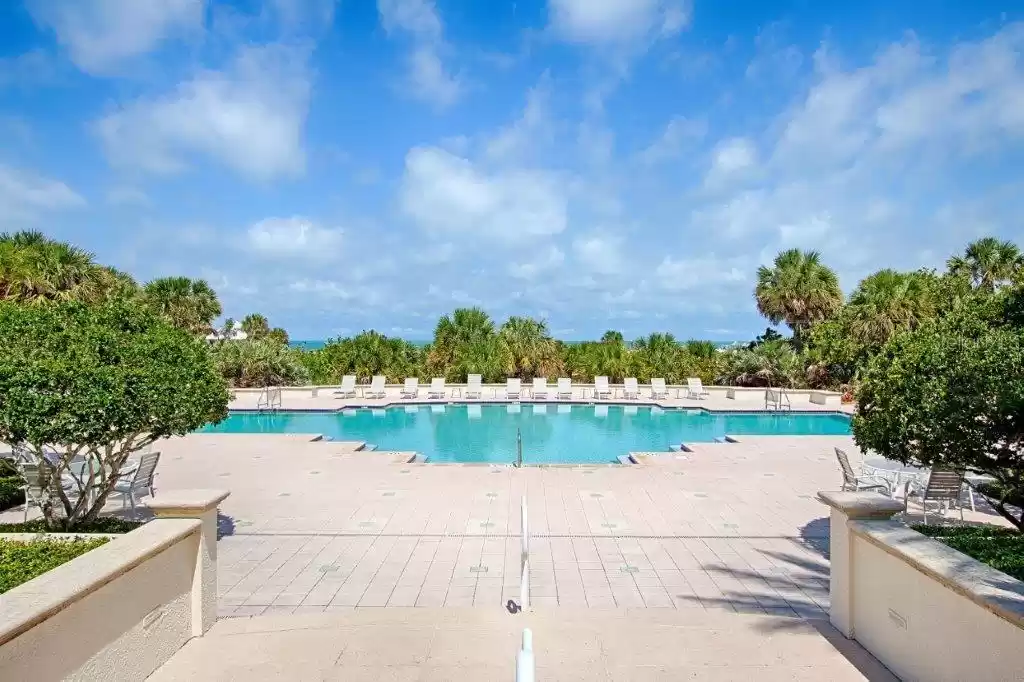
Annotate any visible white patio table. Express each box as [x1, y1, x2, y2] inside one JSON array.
[[863, 457, 991, 511]]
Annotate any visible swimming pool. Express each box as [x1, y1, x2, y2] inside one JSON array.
[[200, 404, 851, 464]]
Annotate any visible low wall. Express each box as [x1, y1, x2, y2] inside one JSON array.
[[0, 490, 228, 682], [819, 491, 1024, 682]]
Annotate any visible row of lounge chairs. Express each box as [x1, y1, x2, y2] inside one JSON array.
[[335, 375, 712, 400]]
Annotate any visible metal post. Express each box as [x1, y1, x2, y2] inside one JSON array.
[[516, 628, 534, 682], [516, 427, 523, 468], [520, 495, 530, 610]]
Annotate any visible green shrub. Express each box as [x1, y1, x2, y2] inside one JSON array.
[[0, 476, 24, 511], [913, 525, 1024, 582], [0, 537, 110, 593], [0, 518, 143, 533]]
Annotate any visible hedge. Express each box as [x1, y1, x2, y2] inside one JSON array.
[[0, 537, 109, 594], [914, 525, 1024, 582]]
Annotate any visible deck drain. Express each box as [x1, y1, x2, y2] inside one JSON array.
[[693, 493, 708, 498], [798, 494, 813, 499], [381, 491, 396, 497], [620, 565, 639, 573], [582, 470, 595, 475], [589, 493, 604, 498], [236, 520, 253, 527], [762, 473, 775, 477], [480, 522, 495, 528], [310, 470, 321, 475], [400, 469, 410, 474], [278, 492, 291, 497], [486, 492, 498, 498], [359, 521, 376, 527], [319, 565, 339, 572], [601, 523, 617, 529], [218, 473, 230, 477], [470, 565, 489, 573], [723, 523, 739, 529]]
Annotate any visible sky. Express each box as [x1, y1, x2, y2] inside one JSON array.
[[2, 1, 1024, 342]]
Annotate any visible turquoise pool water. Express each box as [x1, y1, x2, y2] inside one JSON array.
[[200, 405, 851, 464]]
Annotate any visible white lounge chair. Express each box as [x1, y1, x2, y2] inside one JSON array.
[[905, 468, 967, 524], [337, 375, 356, 398], [651, 378, 669, 399], [623, 377, 640, 399], [835, 448, 890, 495], [365, 375, 386, 399], [428, 377, 446, 399], [504, 378, 521, 400], [112, 451, 160, 517], [594, 376, 612, 399], [556, 377, 573, 399], [401, 378, 419, 399], [466, 374, 483, 399], [686, 378, 709, 400], [532, 377, 549, 399]]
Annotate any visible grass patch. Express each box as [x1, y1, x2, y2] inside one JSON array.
[[913, 524, 1024, 582], [0, 537, 110, 594], [0, 518, 144, 534]]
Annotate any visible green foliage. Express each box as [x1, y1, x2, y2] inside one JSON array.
[[267, 327, 289, 345], [0, 475, 24, 511], [0, 518, 143, 533], [853, 306, 1024, 530], [0, 231, 132, 304], [0, 299, 229, 528], [240, 313, 270, 339], [755, 249, 843, 346], [211, 339, 310, 387], [947, 237, 1023, 292], [913, 525, 1024, 579], [142, 276, 222, 335], [319, 331, 425, 383], [0, 537, 110, 594], [716, 340, 804, 388]]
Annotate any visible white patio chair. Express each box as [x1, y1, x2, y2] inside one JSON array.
[[835, 448, 890, 495], [466, 374, 484, 399], [556, 377, 573, 399], [594, 376, 612, 399], [337, 375, 357, 398], [532, 377, 549, 399], [651, 378, 669, 400], [112, 451, 161, 516], [401, 377, 419, 399], [365, 375, 386, 399], [18, 461, 74, 522], [428, 377, 446, 399], [623, 378, 640, 399], [905, 468, 967, 524], [686, 378, 709, 400], [504, 378, 521, 400]]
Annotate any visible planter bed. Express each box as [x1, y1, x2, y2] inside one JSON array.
[[913, 524, 1024, 581], [0, 537, 109, 594]]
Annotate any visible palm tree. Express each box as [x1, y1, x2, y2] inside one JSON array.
[[600, 330, 624, 345], [497, 316, 563, 380], [947, 237, 1023, 291], [142, 277, 222, 335], [241, 313, 271, 340], [0, 231, 111, 304], [755, 249, 843, 347], [427, 307, 496, 379], [845, 269, 934, 345]]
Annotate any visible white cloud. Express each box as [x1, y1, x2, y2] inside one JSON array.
[[573, 233, 623, 275], [95, 45, 310, 180], [638, 116, 706, 164], [29, 0, 203, 74], [704, 137, 758, 187], [548, 0, 690, 45], [654, 255, 748, 292], [246, 217, 343, 259], [377, 0, 461, 108], [486, 77, 551, 164], [106, 185, 149, 206], [400, 146, 567, 243], [509, 245, 565, 279], [0, 164, 85, 222]]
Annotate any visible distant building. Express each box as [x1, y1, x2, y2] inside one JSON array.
[[205, 321, 248, 342]]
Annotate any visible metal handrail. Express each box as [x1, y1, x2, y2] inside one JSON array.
[[520, 495, 530, 610], [516, 427, 523, 467], [516, 628, 534, 682]]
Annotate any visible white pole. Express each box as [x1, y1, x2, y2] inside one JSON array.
[[516, 628, 534, 682], [520, 495, 530, 610]]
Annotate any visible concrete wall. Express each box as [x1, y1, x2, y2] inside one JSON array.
[[0, 490, 227, 682], [820, 491, 1024, 682]]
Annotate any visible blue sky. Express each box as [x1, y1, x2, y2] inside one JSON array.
[[2, 0, 1023, 341]]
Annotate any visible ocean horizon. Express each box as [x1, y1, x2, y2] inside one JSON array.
[[289, 339, 746, 351]]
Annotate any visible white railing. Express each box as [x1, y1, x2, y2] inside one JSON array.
[[520, 495, 530, 610], [516, 628, 534, 682], [256, 386, 282, 411]]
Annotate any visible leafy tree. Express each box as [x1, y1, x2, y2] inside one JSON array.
[[143, 276, 222, 335], [716, 340, 804, 388], [0, 231, 121, 304], [241, 313, 271, 340], [319, 331, 424, 382], [427, 308, 497, 379], [212, 339, 309, 387], [755, 249, 843, 347], [747, 327, 784, 349], [685, 339, 718, 359], [0, 300, 229, 529], [497, 316, 563, 381], [853, 310, 1024, 531], [600, 330, 624, 345], [267, 327, 289, 345], [947, 237, 1023, 292]]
